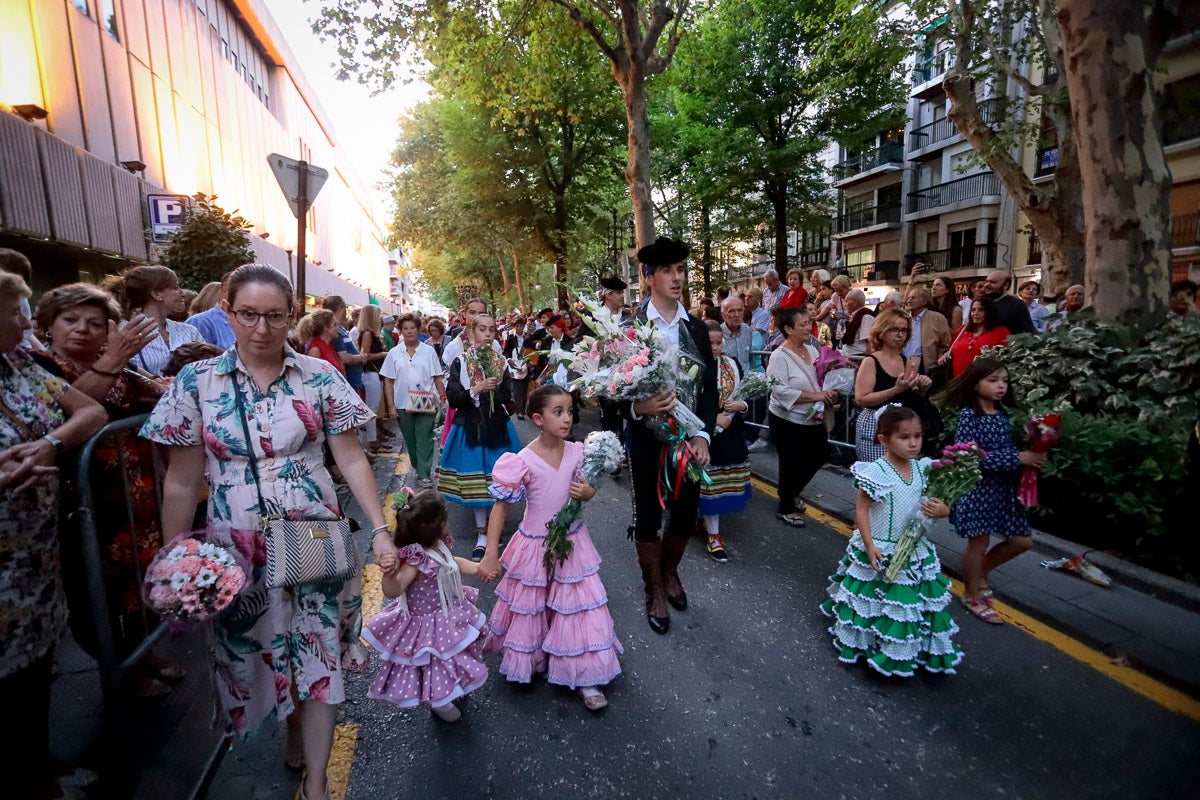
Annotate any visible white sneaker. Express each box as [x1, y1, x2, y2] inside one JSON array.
[[747, 439, 768, 452]]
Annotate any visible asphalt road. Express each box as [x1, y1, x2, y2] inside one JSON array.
[[208, 410, 1200, 800]]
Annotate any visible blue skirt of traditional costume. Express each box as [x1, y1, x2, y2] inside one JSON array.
[[438, 421, 522, 507]]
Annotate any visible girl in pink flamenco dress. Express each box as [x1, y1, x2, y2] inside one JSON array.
[[481, 385, 622, 712], [363, 489, 488, 722]]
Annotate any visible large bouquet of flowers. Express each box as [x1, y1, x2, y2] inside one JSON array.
[[883, 442, 986, 581], [543, 431, 625, 571], [536, 287, 712, 502], [466, 343, 508, 413], [144, 533, 247, 625], [728, 371, 779, 403], [1017, 411, 1061, 508]]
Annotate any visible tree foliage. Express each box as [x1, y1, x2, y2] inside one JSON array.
[[665, 0, 906, 280], [159, 194, 255, 290]]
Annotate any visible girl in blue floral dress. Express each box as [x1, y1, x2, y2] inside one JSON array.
[[939, 357, 1045, 626]]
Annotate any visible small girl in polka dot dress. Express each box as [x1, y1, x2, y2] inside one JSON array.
[[362, 489, 488, 722]]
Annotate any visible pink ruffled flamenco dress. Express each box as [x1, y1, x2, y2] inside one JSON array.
[[484, 443, 623, 688], [362, 542, 488, 710]]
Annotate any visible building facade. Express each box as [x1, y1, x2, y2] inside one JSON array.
[[735, 12, 1200, 303], [0, 0, 395, 308]]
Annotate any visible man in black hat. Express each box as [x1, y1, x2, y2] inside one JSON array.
[[623, 237, 718, 635]]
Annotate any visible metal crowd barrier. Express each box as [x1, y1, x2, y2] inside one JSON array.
[[70, 414, 231, 798]]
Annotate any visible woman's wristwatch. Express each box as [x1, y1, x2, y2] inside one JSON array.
[[42, 434, 63, 454]]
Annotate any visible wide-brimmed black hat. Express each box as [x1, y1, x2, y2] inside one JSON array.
[[599, 275, 627, 292], [637, 237, 690, 274]]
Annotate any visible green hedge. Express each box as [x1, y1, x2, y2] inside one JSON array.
[[950, 312, 1200, 580]]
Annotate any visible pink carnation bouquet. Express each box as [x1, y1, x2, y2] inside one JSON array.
[[144, 533, 247, 626]]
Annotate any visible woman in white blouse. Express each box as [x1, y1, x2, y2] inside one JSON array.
[[107, 266, 203, 376], [766, 305, 839, 528], [381, 313, 445, 487]]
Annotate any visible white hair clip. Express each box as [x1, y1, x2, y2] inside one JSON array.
[[874, 402, 903, 421]]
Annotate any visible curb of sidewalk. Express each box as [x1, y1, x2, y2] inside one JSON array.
[[751, 464, 1200, 693], [761, 463, 1200, 614]]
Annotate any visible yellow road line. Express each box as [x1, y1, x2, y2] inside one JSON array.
[[751, 476, 1200, 722], [326, 723, 360, 800]]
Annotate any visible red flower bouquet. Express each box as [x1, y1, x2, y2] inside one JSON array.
[[1018, 412, 1062, 508]]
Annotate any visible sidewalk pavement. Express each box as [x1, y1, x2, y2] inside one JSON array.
[[747, 448, 1200, 697]]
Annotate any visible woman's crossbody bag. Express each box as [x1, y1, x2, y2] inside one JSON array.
[[234, 377, 357, 588]]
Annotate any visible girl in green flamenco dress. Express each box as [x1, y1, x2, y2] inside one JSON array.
[[819, 405, 964, 676]]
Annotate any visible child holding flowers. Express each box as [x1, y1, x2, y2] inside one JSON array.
[[481, 385, 623, 712], [820, 405, 963, 676], [440, 313, 521, 559], [938, 357, 1044, 625], [697, 320, 751, 562]]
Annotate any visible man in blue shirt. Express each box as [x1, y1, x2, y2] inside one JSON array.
[[186, 276, 236, 348], [322, 295, 366, 397]]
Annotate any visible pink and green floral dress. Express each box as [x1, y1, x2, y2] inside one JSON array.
[[141, 347, 373, 737]]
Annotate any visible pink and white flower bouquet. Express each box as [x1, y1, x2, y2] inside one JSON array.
[[144, 533, 248, 625]]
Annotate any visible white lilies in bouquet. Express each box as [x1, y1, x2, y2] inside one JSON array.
[[543, 431, 626, 570]]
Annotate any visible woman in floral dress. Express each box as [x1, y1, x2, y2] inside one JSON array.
[[142, 266, 394, 800], [0, 272, 108, 798]]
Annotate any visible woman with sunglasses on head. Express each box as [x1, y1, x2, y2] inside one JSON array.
[[142, 265, 392, 800]]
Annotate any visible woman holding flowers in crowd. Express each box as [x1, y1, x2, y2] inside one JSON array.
[[482, 385, 623, 711], [440, 313, 521, 560], [820, 405, 962, 676], [939, 357, 1044, 625], [142, 265, 392, 800]]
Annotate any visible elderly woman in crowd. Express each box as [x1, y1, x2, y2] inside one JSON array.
[[31, 283, 188, 695], [941, 297, 1010, 377], [107, 266, 204, 376], [0, 272, 107, 797], [766, 305, 839, 528], [143, 265, 390, 800], [877, 291, 905, 313], [381, 313, 445, 488], [852, 308, 935, 461]]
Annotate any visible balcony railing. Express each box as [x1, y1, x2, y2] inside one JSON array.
[[907, 172, 1000, 214], [844, 260, 901, 283], [1035, 146, 1059, 178], [835, 204, 902, 234], [794, 248, 831, 269], [1173, 213, 1200, 249], [912, 49, 956, 86], [832, 143, 904, 180], [908, 100, 1000, 153], [904, 243, 998, 274]]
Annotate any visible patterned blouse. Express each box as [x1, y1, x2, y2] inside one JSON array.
[[0, 349, 68, 678]]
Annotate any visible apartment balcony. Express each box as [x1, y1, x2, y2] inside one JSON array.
[[844, 260, 901, 284], [793, 248, 832, 269], [908, 99, 1000, 159], [728, 260, 771, 285], [833, 204, 902, 238], [906, 172, 1001, 218], [1173, 213, 1200, 250], [831, 143, 904, 188], [904, 243, 998, 275], [1034, 146, 1059, 179], [911, 49, 955, 99]]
